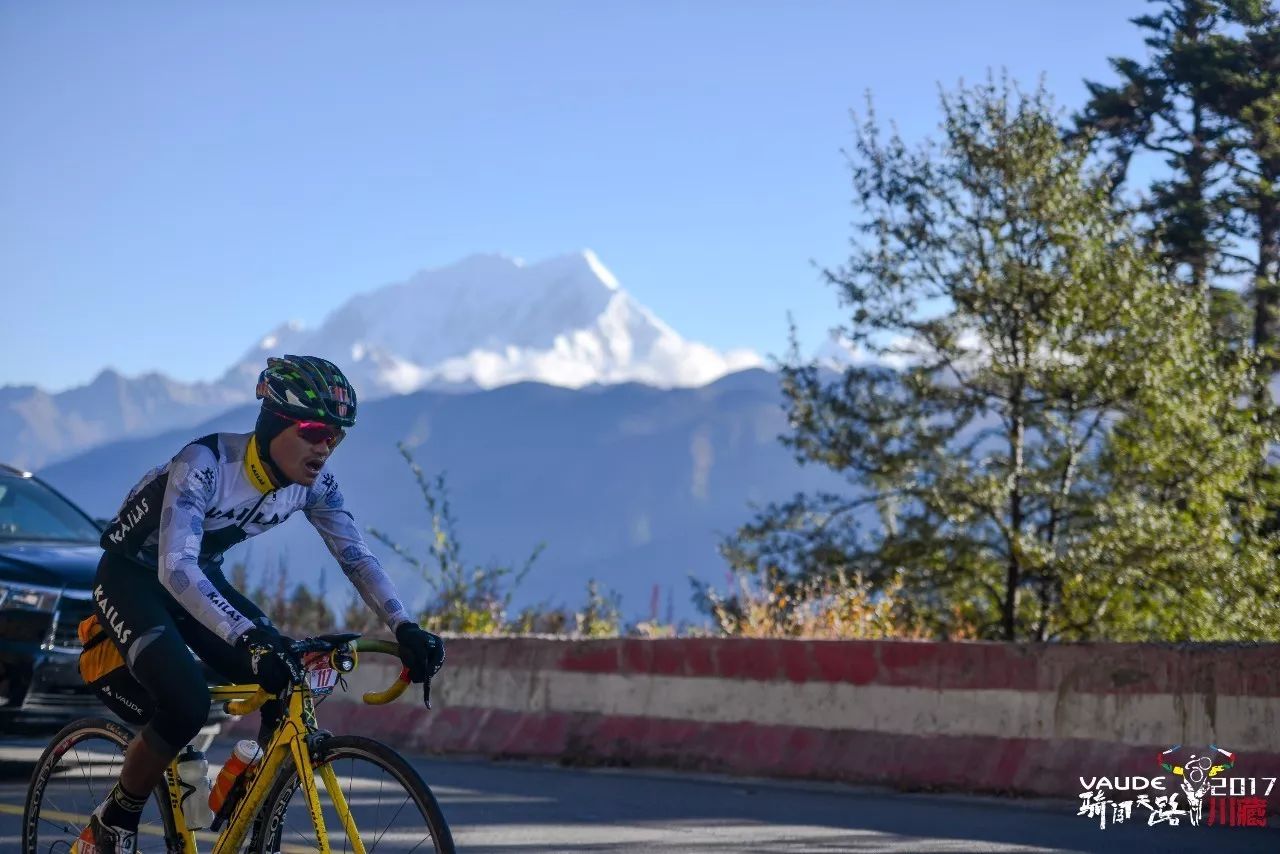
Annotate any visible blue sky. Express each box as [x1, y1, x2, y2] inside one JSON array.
[[1, 1, 1151, 392]]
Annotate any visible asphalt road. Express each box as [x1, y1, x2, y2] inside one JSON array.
[[2, 735, 1275, 853]]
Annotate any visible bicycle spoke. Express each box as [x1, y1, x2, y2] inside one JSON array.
[[37, 780, 81, 836], [74, 746, 99, 813], [37, 812, 79, 836], [291, 820, 313, 852], [369, 794, 411, 853], [373, 774, 382, 851], [26, 723, 178, 854]]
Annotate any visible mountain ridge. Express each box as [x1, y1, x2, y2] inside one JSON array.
[[2, 250, 763, 469], [37, 368, 841, 623]]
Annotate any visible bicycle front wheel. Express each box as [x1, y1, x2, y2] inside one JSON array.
[[254, 734, 454, 854], [22, 716, 182, 854]]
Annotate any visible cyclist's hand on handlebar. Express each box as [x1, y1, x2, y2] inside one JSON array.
[[238, 625, 304, 694], [395, 622, 445, 707], [395, 622, 445, 681]]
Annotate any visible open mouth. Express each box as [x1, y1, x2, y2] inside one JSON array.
[[304, 459, 325, 476]]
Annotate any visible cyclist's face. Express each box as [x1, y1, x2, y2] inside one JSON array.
[[269, 425, 338, 486]]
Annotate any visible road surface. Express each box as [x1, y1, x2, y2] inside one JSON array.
[[2, 736, 1273, 852]]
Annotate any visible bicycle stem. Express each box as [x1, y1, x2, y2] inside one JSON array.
[[224, 638, 408, 715]]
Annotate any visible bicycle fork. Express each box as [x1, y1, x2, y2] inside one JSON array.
[[164, 691, 367, 854]]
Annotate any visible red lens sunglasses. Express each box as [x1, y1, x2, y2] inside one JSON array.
[[287, 417, 346, 448]]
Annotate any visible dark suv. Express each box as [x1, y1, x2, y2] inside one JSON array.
[[0, 463, 103, 728]]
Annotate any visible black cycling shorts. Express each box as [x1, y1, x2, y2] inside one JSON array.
[[91, 551, 279, 756]]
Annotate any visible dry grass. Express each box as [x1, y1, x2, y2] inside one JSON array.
[[698, 569, 977, 640]]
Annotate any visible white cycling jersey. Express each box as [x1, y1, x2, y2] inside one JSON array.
[[100, 431, 411, 643]]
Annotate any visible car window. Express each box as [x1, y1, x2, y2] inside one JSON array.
[[0, 475, 101, 543]]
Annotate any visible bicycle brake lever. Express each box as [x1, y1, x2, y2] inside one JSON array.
[[423, 677, 433, 710]]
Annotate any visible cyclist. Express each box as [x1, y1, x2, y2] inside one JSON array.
[[74, 354, 445, 854]]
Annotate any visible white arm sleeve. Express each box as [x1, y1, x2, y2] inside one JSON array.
[[304, 472, 413, 631]]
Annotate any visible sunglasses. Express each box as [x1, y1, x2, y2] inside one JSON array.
[[287, 418, 346, 447]]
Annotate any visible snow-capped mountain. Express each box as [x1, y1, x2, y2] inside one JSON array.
[[220, 251, 761, 396], [2, 251, 762, 469]]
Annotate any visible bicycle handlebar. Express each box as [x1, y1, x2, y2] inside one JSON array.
[[223, 637, 412, 716], [356, 639, 412, 705]]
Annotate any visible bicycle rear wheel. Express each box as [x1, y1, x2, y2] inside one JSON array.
[[254, 734, 454, 854], [22, 716, 181, 854]]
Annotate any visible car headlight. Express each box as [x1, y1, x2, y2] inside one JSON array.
[[0, 582, 60, 612]]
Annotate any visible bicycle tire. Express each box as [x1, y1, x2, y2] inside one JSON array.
[[22, 716, 183, 854], [254, 734, 455, 854]]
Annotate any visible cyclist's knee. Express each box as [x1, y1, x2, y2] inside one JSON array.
[[132, 633, 211, 753], [143, 681, 209, 755]]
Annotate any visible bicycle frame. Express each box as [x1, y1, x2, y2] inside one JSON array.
[[162, 639, 409, 854]]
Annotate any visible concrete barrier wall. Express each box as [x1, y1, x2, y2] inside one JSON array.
[[227, 638, 1280, 797]]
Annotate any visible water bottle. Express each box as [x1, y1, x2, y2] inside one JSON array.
[[209, 739, 262, 817], [176, 745, 214, 830]]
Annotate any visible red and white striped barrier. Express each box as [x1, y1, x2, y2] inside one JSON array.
[[228, 638, 1280, 797]]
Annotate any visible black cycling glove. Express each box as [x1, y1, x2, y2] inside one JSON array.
[[395, 622, 446, 707], [238, 625, 304, 694]]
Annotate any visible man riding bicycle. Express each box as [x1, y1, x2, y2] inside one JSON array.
[[75, 355, 445, 854]]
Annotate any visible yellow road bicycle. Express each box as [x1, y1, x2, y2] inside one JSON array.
[[22, 633, 455, 853]]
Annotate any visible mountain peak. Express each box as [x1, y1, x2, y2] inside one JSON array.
[[88, 367, 124, 387], [258, 321, 306, 351], [443, 252, 526, 274], [525, 249, 621, 292], [581, 250, 621, 291], [223, 250, 762, 396]]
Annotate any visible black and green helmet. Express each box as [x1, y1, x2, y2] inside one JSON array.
[[255, 355, 358, 427]]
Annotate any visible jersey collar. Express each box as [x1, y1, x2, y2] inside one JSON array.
[[244, 434, 281, 493]]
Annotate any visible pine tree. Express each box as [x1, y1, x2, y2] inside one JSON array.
[[1076, 0, 1235, 294], [1210, 2, 1280, 376], [721, 78, 1277, 641]]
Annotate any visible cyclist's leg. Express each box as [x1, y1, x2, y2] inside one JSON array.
[[85, 552, 213, 843], [96, 553, 215, 758], [174, 560, 284, 743]]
